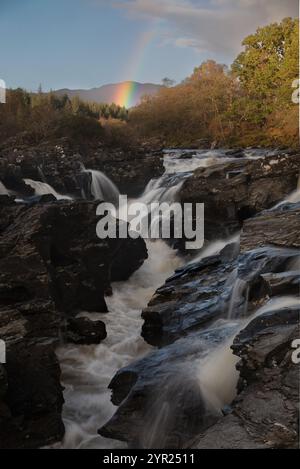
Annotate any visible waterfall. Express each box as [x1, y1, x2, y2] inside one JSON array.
[[189, 233, 240, 265], [195, 294, 300, 421], [58, 160, 185, 448], [273, 173, 300, 207], [252, 295, 300, 319], [82, 169, 120, 205], [57, 240, 181, 449], [285, 187, 300, 204], [198, 336, 240, 412], [23, 179, 72, 200], [227, 277, 248, 320], [0, 181, 9, 195], [56, 148, 298, 449]]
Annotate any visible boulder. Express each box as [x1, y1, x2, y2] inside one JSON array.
[[0, 138, 164, 198], [99, 245, 299, 448], [99, 323, 239, 448], [0, 198, 147, 448], [240, 202, 300, 252], [196, 306, 299, 449], [141, 246, 298, 347], [65, 317, 107, 345], [179, 153, 300, 241]]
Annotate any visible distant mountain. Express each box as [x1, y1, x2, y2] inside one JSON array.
[[54, 81, 162, 108]]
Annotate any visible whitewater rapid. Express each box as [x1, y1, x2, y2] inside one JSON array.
[[53, 147, 298, 449], [0, 181, 9, 195], [57, 240, 181, 449]]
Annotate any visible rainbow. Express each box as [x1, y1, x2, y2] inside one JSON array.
[[113, 29, 156, 108]]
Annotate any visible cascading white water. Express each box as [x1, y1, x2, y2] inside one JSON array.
[[0, 181, 9, 195], [273, 174, 300, 208], [82, 168, 120, 204], [227, 277, 247, 320], [198, 335, 240, 412], [281, 183, 300, 204], [58, 160, 184, 448], [58, 240, 181, 449], [194, 294, 300, 423], [23, 179, 72, 200], [189, 233, 240, 265], [55, 148, 298, 449]]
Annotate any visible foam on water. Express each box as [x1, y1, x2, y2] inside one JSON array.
[[82, 169, 120, 205], [56, 148, 297, 449], [58, 240, 182, 449], [0, 181, 9, 195], [23, 179, 72, 200]]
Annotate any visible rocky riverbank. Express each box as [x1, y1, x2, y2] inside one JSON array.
[[0, 196, 147, 448], [0, 145, 299, 449], [0, 137, 164, 199], [99, 153, 300, 449]]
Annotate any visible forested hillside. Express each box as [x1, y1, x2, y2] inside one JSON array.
[[0, 18, 298, 149]]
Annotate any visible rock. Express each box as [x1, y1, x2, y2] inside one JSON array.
[[260, 271, 300, 297], [225, 148, 244, 158], [240, 202, 300, 252], [196, 306, 299, 449], [177, 151, 196, 160], [0, 342, 65, 449], [0, 138, 164, 199], [86, 145, 164, 197], [99, 323, 238, 448], [179, 153, 300, 241], [0, 200, 148, 314], [65, 317, 107, 345], [0, 199, 147, 448], [110, 237, 149, 281], [99, 241, 299, 448], [98, 152, 300, 450], [0, 365, 7, 399], [141, 246, 298, 347]]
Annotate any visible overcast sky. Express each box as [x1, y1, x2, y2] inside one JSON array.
[[0, 0, 298, 91]]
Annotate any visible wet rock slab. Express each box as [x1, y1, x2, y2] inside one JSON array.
[[0, 138, 164, 198], [0, 198, 147, 448], [141, 245, 299, 347], [99, 322, 239, 448], [195, 306, 299, 449], [65, 317, 107, 345], [240, 202, 300, 252], [179, 153, 300, 240], [99, 202, 300, 449]]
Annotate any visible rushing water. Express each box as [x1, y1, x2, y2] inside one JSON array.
[[82, 168, 120, 205], [58, 155, 187, 448], [0, 181, 9, 195], [195, 294, 300, 422], [23, 179, 72, 200], [54, 148, 298, 449], [57, 240, 181, 449]]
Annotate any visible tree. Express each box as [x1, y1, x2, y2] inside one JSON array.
[[232, 17, 299, 125], [162, 77, 176, 88]]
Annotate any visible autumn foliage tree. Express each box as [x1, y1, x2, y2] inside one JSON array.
[[130, 17, 299, 147], [0, 89, 128, 144], [130, 61, 238, 146]]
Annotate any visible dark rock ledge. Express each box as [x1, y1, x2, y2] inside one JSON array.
[[0, 137, 164, 198], [99, 202, 300, 449], [179, 152, 300, 242], [0, 197, 147, 449]]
